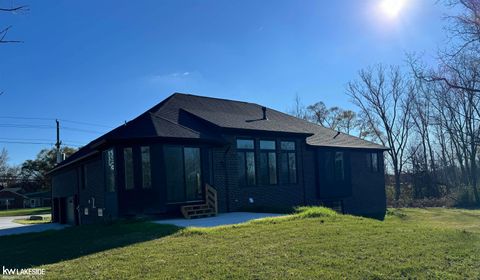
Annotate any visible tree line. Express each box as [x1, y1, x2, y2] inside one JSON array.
[[0, 147, 76, 192], [290, 0, 480, 207]]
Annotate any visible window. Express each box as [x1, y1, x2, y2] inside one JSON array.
[[164, 146, 184, 202], [164, 146, 202, 202], [237, 139, 256, 186], [259, 140, 277, 185], [123, 147, 134, 190], [237, 139, 254, 149], [334, 152, 345, 181], [104, 148, 115, 192], [280, 141, 297, 184], [366, 152, 380, 173], [141, 146, 152, 189]]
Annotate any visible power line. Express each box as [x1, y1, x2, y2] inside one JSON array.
[[61, 126, 104, 134], [0, 116, 54, 121], [0, 116, 112, 129], [59, 119, 112, 128], [0, 123, 105, 134], [0, 137, 85, 144], [0, 124, 54, 129], [0, 140, 83, 147]]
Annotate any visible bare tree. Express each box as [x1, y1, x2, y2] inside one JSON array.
[[288, 93, 308, 120], [347, 65, 414, 200], [0, 4, 28, 44]]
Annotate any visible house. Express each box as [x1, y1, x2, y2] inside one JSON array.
[[50, 93, 388, 225], [0, 188, 28, 210], [24, 191, 52, 208]]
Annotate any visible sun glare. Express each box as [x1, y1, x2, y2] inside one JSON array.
[[379, 0, 407, 19]]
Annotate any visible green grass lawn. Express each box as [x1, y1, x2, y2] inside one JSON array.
[[0, 207, 51, 217], [0, 207, 479, 279]]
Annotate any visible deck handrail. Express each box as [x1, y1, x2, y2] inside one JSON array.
[[205, 183, 218, 215]]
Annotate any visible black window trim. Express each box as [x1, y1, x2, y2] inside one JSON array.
[[123, 147, 135, 191], [103, 148, 116, 193], [366, 152, 381, 173], [280, 140, 298, 185], [164, 144, 204, 203], [259, 139, 278, 186], [140, 146, 152, 189], [236, 138, 257, 187]]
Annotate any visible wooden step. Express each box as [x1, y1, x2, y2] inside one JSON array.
[[182, 204, 209, 211], [188, 210, 216, 219], [181, 184, 218, 219], [181, 204, 215, 219]]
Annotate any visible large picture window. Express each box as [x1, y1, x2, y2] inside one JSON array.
[[104, 148, 115, 192], [259, 140, 277, 185], [123, 147, 134, 190], [141, 146, 152, 189], [164, 146, 202, 203], [280, 141, 297, 184], [237, 139, 256, 186]]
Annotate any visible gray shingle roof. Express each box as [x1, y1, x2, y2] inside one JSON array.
[[52, 92, 388, 173]]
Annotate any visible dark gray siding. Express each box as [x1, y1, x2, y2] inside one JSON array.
[[79, 155, 106, 224], [343, 151, 386, 219], [52, 168, 78, 197]]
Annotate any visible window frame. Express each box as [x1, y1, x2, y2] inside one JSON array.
[[140, 146, 152, 189], [123, 147, 135, 190], [259, 140, 278, 186], [366, 152, 381, 173], [164, 145, 203, 203], [104, 148, 116, 193], [334, 151, 345, 182], [280, 141, 298, 185], [236, 138, 257, 186]]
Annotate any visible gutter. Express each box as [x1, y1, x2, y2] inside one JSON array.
[[46, 150, 100, 175]]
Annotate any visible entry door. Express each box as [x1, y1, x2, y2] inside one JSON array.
[[66, 196, 75, 225], [164, 146, 202, 202]]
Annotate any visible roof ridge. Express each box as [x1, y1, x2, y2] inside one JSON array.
[[172, 92, 260, 106]]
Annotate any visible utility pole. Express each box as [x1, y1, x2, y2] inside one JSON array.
[[56, 119, 62, 163]]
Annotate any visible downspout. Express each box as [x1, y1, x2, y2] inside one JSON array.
[[223, 145, 231, 212]]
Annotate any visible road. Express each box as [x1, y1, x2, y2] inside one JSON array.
[[0, 215, 67, 237]]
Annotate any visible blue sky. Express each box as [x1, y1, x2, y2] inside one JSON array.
[[0, 0, 449, 164]]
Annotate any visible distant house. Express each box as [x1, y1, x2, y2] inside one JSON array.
[[49, 93, 388, 225], [24, 191, 52, 208], [0, 188, 28, 210]]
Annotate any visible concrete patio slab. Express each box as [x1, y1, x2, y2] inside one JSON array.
[[154, 212, 285, 228]]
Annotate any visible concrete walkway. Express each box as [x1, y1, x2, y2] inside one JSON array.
[[0, 215, 67, 237], [154, 212, 284, 228]]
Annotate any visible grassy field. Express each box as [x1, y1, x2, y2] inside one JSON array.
[[0, 207, 51, 217], [0, 207, 479, 279]]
